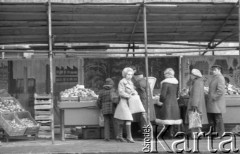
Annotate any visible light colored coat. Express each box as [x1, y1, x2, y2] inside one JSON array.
[[207, 74, 226, 113], [114, 78, 134, 121], [186, 77, 208, 124]]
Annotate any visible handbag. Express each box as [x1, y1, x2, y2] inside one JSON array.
[[188, 110, 202, 129], [110, 89, 120, 104], [128, 94, 145, 114]]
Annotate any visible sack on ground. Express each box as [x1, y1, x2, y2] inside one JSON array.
[[188, 110, 202, 129]]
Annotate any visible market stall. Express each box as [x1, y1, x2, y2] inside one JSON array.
[[58, 84, 99, 140]]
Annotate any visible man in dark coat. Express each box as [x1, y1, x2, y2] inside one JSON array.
[[97, 78, 117, 141], [134, 71, 156, 124], [207, 65, 226, 138]]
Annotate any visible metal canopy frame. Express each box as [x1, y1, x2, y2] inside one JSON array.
[[203, 0, 239, 55]]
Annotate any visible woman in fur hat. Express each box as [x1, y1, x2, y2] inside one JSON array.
[[155, 68, 182, 138], [114, 67, 145, 143]]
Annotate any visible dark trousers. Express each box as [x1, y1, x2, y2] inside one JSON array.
[[103, 114, 116, 139], [207, 113, 225, 137]]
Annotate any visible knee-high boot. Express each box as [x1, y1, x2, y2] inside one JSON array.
[[116, 122, 126, 142], [141, 112, 148, 127], [126, 122, 135, 143]]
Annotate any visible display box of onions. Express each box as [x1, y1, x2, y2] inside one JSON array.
[[14, 111, 40, 135], [0, 112, 26, 136]]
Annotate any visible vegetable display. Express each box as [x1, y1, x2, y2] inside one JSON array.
[[0, 99, 23, 113], [60, 84, 98, 100]]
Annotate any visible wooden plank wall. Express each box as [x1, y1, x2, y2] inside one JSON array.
[[11, 58, 83, 123], [12, 59, 48, 94], [12, 58, 83, 94]]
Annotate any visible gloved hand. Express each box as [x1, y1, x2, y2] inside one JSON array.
[[156, 101, 163, 106]]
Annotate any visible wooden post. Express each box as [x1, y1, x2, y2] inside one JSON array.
[[48, 0, 54, 144], [143, 3, 149, 124], [239, 0, 240, 63], [144, 3, 156, 152], [179, 56, 182, 92]]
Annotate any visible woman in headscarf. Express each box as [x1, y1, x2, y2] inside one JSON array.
[[155, 68, 182, 138], [186, 69, 208, 138], [114, 67, 145, 143]]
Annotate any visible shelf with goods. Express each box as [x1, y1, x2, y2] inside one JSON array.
[[0, 95, 39, 142], [34, 93, 53, 139]]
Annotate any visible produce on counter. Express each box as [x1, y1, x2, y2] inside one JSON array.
[[20, 118, 38, 127], [0, 99, 24, 113], [204, 84, 240, 95], [6, 119, 25, 129], [60, 84, 98, 99], [179, 88, 189, 97], [204, 87, 209, 94], [225, 84, 240, 95]]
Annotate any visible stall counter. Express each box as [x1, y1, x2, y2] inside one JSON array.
[[223, 95, 240, 124], [58, 100, 100, 141]]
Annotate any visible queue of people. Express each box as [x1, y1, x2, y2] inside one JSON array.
[[97, 65, 226, 142]]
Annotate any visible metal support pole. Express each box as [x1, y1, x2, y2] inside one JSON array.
[[238, 0, 240, 56], [48, 0, 54, 144], [143, 3, 150, 125]]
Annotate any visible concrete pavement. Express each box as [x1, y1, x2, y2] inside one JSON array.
[[1, 136, 240, 154]]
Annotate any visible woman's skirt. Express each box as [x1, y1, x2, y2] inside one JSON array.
[[114, 99, 133, 121]]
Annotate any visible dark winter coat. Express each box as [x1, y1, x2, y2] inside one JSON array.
[[156, 77, 182, 125], [97, 86, 116, 115], [135, 78, 156, 122]]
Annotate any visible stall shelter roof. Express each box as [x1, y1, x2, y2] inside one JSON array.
[[0, 0, 239, 46]]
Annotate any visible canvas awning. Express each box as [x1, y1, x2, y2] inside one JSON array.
[[0, 1, 239, 49]]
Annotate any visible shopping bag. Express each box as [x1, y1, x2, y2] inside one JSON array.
[[128, 95, 145, 114], [188, 110, 202, 129], [99, 111, 104, 127]]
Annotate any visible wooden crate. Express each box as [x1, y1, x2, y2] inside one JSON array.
[[34, 93, 53, 139], [14, 111, 40, 135], [82, 127, 103, 139], [0, 112, 26, 136], [34, 93, 52, 99]]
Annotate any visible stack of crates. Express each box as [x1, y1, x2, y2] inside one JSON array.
[[34, 94, 53, 138]]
